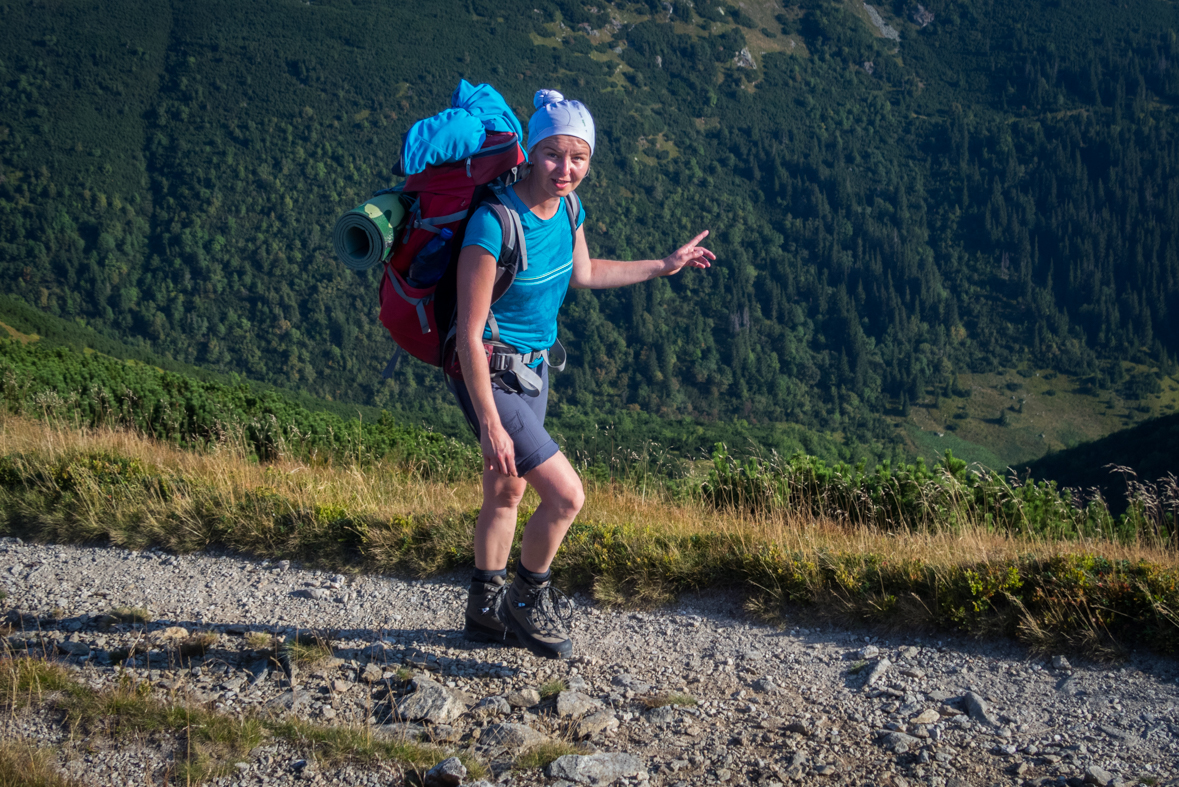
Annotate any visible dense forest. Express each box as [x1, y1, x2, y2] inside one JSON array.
[[2, 0, 1178, 464]]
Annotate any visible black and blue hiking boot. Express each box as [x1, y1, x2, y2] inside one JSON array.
[[499, 573, 573, 659], [464, 575, 517, 644]]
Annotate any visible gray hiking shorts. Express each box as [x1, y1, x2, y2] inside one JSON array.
[[449, 364, 560, 477]]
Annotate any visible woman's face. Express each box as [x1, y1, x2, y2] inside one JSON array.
[[531, 135, 591, 200]]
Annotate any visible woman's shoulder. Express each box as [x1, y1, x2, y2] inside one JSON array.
[[461, 202, 504, 254]]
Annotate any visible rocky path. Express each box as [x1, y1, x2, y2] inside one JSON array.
[[2, 538, 1178, 787]]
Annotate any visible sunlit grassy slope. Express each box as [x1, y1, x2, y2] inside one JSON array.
[[893, 366, 1179, 470]]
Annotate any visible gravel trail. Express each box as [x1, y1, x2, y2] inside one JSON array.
[[2, 538, 1178, 787]]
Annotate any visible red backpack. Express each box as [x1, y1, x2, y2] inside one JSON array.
[[377, 130, 527, 371], [376, 145, 580, 387]]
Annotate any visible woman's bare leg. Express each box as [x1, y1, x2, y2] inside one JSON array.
[[473, 450, 584, 573], [474, 469, 527, 571], [519, 451, 585, 573]]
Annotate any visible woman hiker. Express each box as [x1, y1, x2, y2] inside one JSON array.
[[452, 89, 715, 659]]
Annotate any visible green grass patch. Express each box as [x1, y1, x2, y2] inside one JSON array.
[[108, 607, 152, 625], [6, 655, 484, 781], [0, 742, 80, 787], [640, 691, 697, 708], [282, 632, 335, 667], [515, 741, 587, 771], [177, 631, 219, 659], [270, 718, 486, 777], [43, 673, 265, 782], [0, 657, 78, 708], [538, 679, 566, 700], [244, 632, 277, 651], [845, 660, 869, 675]]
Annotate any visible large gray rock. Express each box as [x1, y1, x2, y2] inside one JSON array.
[[610, 673, 651, 694], [647, 705, 677, 726], [474, 695, 511, 717], [575, 710, 619, 740], [1084, 765, 1115, 786], [963, 691, 1001, 727], [910, 708, 940, 725], [879, 731, 922, 753], [506, 688, 541, 708], [266, 690, 312, 713], [424, 757, 466, 787], [863, 658, 891, 688], [246, 659, 270, 686], [751, 676, 779, 693], [395, 676, 469, 724], [481, 723, 549, 750], [547, 753, 644, 785], [57, 640, 90, 656], [557, 690, 604, 718]]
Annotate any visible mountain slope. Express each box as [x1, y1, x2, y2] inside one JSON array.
[[2, 0, 1178, 464]]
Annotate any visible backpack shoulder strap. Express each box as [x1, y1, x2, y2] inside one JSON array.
[[563, 192, 581, 237], [486, 183, 526, 269], [483, 184, 527, 306]]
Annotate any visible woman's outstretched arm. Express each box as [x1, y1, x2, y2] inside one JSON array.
[[569, 227, 714, 290]]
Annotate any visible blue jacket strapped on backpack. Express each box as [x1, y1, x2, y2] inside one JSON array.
[[400, 80, 527, 176]]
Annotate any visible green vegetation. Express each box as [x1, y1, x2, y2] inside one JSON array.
[[0, 655, 75, 707], [107, 606, 152, 625], [2, 0, 1178, 466], [0, 313, 859, 477], [177, 630, 219, 659], [245, 631, 277, 652], [538, 679, 567, 699], [703, 446, 1176, 547], [515, 741, 588, 770], [0, 336, 479, 475], [283, 631, 336, 667]]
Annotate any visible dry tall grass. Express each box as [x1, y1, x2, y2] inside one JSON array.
[[2, 414, 1177, 655], [0, 742, 79, 787], [2, 414, 1172, 567]]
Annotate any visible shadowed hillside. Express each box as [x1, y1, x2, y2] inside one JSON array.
[[1023, 413, 1179, 513]]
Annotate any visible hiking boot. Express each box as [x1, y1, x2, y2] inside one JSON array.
[[499, 574, 573, 659], [464, 575, 517, 644]]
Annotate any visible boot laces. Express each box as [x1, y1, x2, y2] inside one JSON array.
[[479, 580, 509, 616], [521, 582, 574, 635]]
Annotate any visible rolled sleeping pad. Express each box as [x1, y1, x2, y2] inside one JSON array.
[[332, 192, 406, 271]]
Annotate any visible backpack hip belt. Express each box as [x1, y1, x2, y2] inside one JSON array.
[[484, 337, 567, 396]]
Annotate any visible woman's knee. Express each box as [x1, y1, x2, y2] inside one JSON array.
[[486, 474, 527, 509], [526, 453, 585, 519], [547, 475, 585, 519]]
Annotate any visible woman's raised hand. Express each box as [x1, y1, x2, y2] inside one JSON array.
[[661, 230, 716, 275]]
